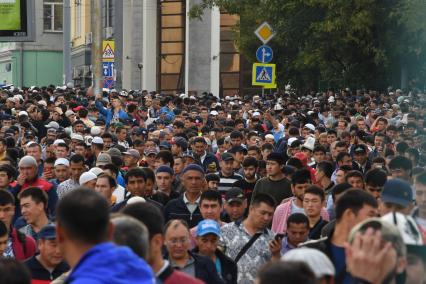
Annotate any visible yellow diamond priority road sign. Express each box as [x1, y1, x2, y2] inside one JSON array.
[[254, 22, 275, 44]]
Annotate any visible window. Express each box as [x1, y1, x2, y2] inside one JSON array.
[[220, 13, 240, 97], [75, 0, 81, 37], [44, 0, 63, 32], [104, 0, 113, 28], [158, 0, 186, 93]]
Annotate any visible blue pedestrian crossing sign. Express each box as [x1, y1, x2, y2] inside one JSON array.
[[256, 45, 273, 63], [252, 63, 276, 86]]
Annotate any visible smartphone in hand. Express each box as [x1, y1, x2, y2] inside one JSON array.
[[274, 234, 285, 242]]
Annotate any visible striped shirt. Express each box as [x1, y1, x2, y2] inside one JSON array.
[[217, 172, 243, 194]]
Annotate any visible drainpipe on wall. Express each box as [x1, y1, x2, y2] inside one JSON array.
[[20, 42, 24, 87]]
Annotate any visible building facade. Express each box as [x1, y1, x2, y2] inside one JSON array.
[[70, 0, 249, 97], [0, 0, 64, 87]]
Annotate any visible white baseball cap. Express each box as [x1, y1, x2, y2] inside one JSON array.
[[54, 158, 70, 167], [53, 139, 66, 145]]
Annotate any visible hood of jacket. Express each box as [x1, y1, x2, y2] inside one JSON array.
[[67, 242, 154, 284]]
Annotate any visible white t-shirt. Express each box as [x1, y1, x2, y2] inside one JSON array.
[[113, 185, 126, 203]]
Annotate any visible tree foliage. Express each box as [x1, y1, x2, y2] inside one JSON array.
[[190, 0, 426, 92]]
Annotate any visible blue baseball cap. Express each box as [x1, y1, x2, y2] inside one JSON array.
[[381, 179, 413, 208], [196, 220, 221, 237], [37, 224, 56, 240]]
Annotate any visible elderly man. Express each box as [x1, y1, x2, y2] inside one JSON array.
[[10, 155, 57, 216], [163, 219, 224, 284], [164, 164, 205, 228]]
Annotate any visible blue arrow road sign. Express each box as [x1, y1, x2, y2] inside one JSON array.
[[102, 62, 114, 77], [256, 45, 273, 63]]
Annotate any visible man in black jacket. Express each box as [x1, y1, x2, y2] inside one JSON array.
[[24, 224, 69, 283], [303, 189, 378, 283], [164, 219, 225, 284], [192, 137, 219, 172], [164, 164, 204, 228], [193, 220, 237, 284]]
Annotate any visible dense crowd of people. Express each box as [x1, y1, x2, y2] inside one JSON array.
[[0, 84, 424, 284]]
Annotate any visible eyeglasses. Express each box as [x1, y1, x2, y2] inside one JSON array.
[[166, 238, 189, 246]]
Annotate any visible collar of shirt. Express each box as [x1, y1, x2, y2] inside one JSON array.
[[156, 260, 169, 277], [282, 236, 297, 250], [183, 193, 200, 205], [200, 152, 207, 164], [170, 255, 195, 269]]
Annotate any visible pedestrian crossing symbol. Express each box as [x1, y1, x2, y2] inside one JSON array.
[[102, 40, 115, 62], [257, 68, 271, 81], [252, 63, 276, 86]]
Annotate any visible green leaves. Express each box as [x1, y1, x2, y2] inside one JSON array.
[[192, 0, 426, 91]]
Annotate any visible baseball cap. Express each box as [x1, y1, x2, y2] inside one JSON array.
[[282, 248, 335, 278], [107, 147, 122, 157], [79, 171, 97, 185], [96, 153, 112, 167], [45, 121, 60, 130], [123, 149, 141, 160], [287, 137, 298, 147], [37, 224, 57, 240], [348, 217, 406, 257], [18, 111, 28, 117], [221, 152, 234, 162], [304, 123, 316, 132], [380, 179, 413, 208], [145, 149, 159, 156], [71, 133, 84, 141], [159, 141, 171, 150], [196, 220, 221, 237], [53, 139, 66, 145], [353, 144, 368, 154], [225, 187, 245, 203], [54, 158, 70, 167], [182, 151, 195, 160]]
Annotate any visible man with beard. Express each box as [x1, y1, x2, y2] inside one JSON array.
[[233, 157, 259, 204]]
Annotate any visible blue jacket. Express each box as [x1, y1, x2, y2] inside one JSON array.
[[66, 242, 154, 284], [95, 100, 129, 128], [159, 106, 175, 122]]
